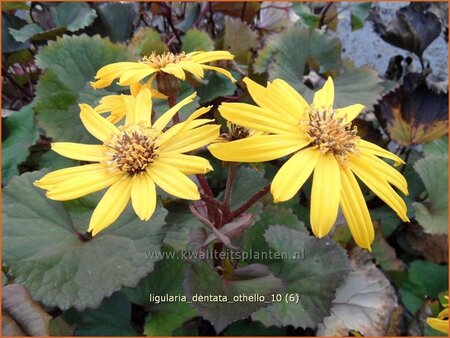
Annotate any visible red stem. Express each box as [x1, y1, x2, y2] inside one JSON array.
[[227, 184, 270, 222]]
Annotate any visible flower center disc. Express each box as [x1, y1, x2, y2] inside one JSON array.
[[106, 127, 157, 175], [307, 110, 359, 165], [140, 52, 187, 69]]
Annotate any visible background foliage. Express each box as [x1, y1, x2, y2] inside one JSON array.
[[2, 1, 448, 336]]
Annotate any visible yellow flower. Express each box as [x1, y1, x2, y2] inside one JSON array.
[[35, 89, 219, 235], [95, 78, 167, 124], [90, 51, 236, 90], [427, 296, 449, 334], [208, 77, 409, 250]]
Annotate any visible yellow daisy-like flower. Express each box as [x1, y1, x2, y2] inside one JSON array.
[[35, 89, 219, 236], [208, 77, 409, 250], [427, 296, 449, 334], [90, 50, 236, 90], [95, 78, 167, 124]]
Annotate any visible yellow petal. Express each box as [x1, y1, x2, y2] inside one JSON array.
[[242, 77, 301, 123], [131, 173, 156, 221], [313, 77, 334, 110], [201, 65, 237, 82], [179, 60, 205, 79], [267, 79, 310, 120], [88, 177, 132, 236], [79, 103, 120, 142], [159, 118, 214, 145], [310, 155, 341, 238], [358, 139, 404, 166], [152, 92, 197, 132], [335, 104, 365, 123], [92, 62, 145, 89], [46, 167, 121, 201], [161, 64, 186, 80], [118, 68, 156, 86], [51, 143, 106, 162], [208, 134, 309, 163], [340, 167, 374, 250], [34, 164, 105, 190], [160, 125, 220, 154], [218, 102, 300, 135], [128, 88, 152, 125], [349, 155, 409, 221], [147, 163, 200, 200], [95, 95, 127, 117], [156, 153, 213, 175], [188, 50, 234, 63], [427, 317, 449, 334], [358, 150, 408, 195], [271, 147, 320, 202]]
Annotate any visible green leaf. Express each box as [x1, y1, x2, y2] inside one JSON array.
[[413, 154, 448, 235], [2, 284, 52, 336], [317, 250, 398, 336], [423, 136, 448, 156], [400, 260, 448, 314], [243, 205, 306, 264], [50, 2, 97, 32], [9, 23, 44, 43], [2, 2, 30, 11], [2, 103, 39, 184], [181, 28, 214, 53], [184, 261, 283, 333], [66, 293, 136, 336], [3, 170, 167, 311], [254, 27, 382, 108], [124, 248, 197, 336], [197, 71, 237, 104], [349, 2, 372, 31], [36, 34, 131, 92], [252, 225, 351, 329], [223, 17, 258, 64], [371, 228, 406, 273], [34, 34, 130, 143], [2, 13, 30, 52], [130, 27, 168, 57], [96, 2, 138, 42], [223, 320, 286, 336]]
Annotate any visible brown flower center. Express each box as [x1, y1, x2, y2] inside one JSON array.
[[105, 126, 158, 175], [140, 52, 187, 69], [307, 110, 359, 165], [228, 123, 251, 141]]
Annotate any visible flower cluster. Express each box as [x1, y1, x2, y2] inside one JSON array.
[[35, 50, 408, 249]]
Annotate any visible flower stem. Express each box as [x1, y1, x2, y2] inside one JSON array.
[[167, 95, 180, 124], [227, 184, 270, 222], [223, 163, 236, 217], [196, 174, 222, 228]]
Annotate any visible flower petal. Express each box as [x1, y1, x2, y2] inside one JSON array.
[[46, 167, 122, 201], [178, 60, 205, 79], [358, 150, 408, 195], [427, 317, 449, 335], [147, 163, 200, 200], [358, 139, 404, 166], [131, 173, 157, 221], [161, 64, 186, 80], [127, 87, 152, 125], [160, 125, 220, 154], [312, 77, 334, 110], [218, 102, 300, 135], [91, 62, 148, 89], [271, 147, 320, 202], [349, 154, 409, 221], [152, 92, 197, 132], [159, 118, 214, 145], [310, 154, 341, 238], [201, 65, 237, 82], [88, 177, 132, 236], [51, 143, 106, 162], [188, 51, 234, 63], [208, 134, 309, 163], [156, 153, 213, 175], [340, 167, 374, 250], [118, 68, 156, 86], [335, 104, 365, 122], [267, 79, 310, 120], [242, 77, 301, 122], [79, 103, 120, 142], [34, 164, 105, 190]]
